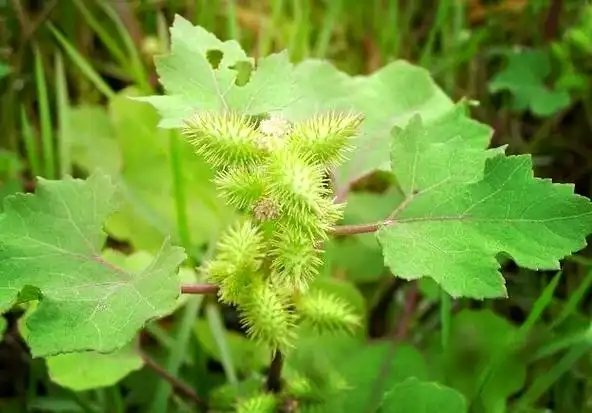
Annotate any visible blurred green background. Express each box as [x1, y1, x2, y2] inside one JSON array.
[[1, 0, 592, 412]]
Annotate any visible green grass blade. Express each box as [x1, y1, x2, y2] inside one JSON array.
[[54, 52, 71, 178], [156, 11, 169, 51], [314, 0, 342, 58], [48, 23, 115, 100], [145, 322, 176, 351], [205, 302, 238, 387], [72, 0, 128, 66], [515, 324, 592, 411], [225, 0, 241, 41], [195, 0, 219, 27], [419, 0, 449, 68], [531, 328, 590, 361], [379, 0, 400, 58], [288, 0, 312, 61], [169, 131, 191, 249], [472, 272, 562, 406], [518, 271, 563, 336], [34, 45, 55, 179], [258, 0, 284, 57], [551, 268, 592, 328], [20, 106, 42, 178], [98, 1, 151, 93]]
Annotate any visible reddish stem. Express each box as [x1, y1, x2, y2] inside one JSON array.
[[330, 221, 391, 236], [180, 284, 218, 295]]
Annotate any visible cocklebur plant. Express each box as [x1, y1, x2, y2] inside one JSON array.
[[181, 109, 364, 352], [2, 14, 592, 413]]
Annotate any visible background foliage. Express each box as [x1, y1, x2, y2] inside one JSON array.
[[1, 0, 592, 412]]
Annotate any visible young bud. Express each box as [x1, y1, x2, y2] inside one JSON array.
[[258, 113, 292, 138], [255, 113, 292, 152]]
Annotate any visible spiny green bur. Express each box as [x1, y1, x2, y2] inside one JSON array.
[[182, 111, 363, 351]]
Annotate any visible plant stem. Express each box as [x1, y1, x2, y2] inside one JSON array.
[[140, 351, 205, 408], [148, 296, 204, 413], [330, 221, 391, 236], [180, 283, 218, 294], [266, 350, 284, 393]]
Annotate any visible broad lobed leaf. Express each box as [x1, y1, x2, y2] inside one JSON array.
[[138, 15, 297, 128], [0, 173, 186, 357], [378, 115, 592, 298]]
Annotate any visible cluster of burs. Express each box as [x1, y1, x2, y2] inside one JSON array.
[[181, 110, 363, 351]]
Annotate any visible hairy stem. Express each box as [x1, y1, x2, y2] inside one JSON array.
[[266, 350, 284, 393], [330, 220, 391, 236], [181, 283, 219, 294]]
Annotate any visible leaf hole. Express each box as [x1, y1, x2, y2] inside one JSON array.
[[17, 285, 42, 304], [229, 60, 253, 86], [206, 49, 224, 69]]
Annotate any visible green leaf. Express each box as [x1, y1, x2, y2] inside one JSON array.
[[277, 59, 358, 123], [425, 310, 527, 412], [46, 342, 143, 391], [0, 172, 186, 357], [101, 248, 197, 310], [390, 108, 503, 193], [324, 238, 385, 283], [280, 59, 455, 191], [138, 14, 297, 128], [377, 114, 592, 299], [335, 61, 455, 190], [68, 105, 122, 176], [67, 87, 233, 252], [489, 48, 571, 117], [380, 377, 468, 413], [322, 343, 430, 413]]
